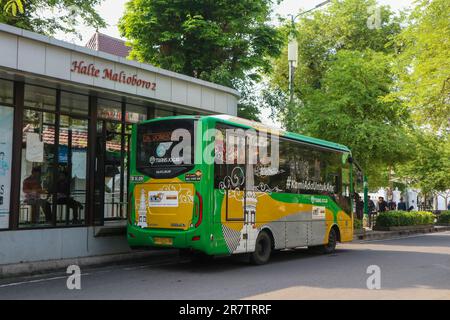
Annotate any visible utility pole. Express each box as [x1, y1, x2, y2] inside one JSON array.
[[287, 0, 331, 104]]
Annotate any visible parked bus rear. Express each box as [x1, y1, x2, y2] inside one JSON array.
[[127, 116, 214, 254]]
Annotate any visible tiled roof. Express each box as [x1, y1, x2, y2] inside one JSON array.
[[86, 32, 131, 58]]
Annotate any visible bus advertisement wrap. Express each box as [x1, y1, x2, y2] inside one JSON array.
[[127, 115, 356, 264]]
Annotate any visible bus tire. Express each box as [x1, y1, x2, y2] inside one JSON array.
[[321, 227, 338, 254], [250, 231, 272, 265]]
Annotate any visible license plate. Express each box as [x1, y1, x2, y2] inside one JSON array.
[[153, 237, 173, 246]]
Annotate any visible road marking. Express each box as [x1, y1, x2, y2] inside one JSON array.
[[0, 260, 182, 289], [0, 273, 90, 288]]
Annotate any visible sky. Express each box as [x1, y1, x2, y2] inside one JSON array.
[[55, 0, 415, 127]]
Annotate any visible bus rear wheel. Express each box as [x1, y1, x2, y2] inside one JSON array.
[[322, 227, 338, 254], [308, 227, 338, 254], [250, 231, 272, 265]]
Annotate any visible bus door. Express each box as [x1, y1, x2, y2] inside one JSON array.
[[215, 124, 258, 253], [223, 128, 247, 222]]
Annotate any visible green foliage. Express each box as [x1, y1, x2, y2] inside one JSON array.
[[298, 50, 411, 165], [0, 0, 106, 37], [3, 0, 24, 16], [279, 49, 414, 186], [234, 78, 262, 122], [266, 0, 418, 189], [271, 0, 404, 98], [389, 0, 450, 131], [396, 132, 450, 194], [353, 218, 363, 230], [437, 211, 450, 224], [119, 0, 283, 88], [376, 211, 435, 228]]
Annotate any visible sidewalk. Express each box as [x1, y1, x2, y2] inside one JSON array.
[[354, 225, 450, 241]]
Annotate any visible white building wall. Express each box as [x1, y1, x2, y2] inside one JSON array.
[[0, 23, 240, 116], [0, 227, 130, 265]]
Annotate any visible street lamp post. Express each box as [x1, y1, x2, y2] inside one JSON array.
[[287, 0, 331, 103]]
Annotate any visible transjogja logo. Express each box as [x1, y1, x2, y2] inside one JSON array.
[[156, 144, 167, 157]]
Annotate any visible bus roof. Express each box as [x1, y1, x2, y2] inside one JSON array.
[[139, 114, 351, 153], [210, 115, 351, 153]]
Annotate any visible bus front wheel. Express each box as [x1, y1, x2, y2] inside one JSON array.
[[250, 231, 272, 265]]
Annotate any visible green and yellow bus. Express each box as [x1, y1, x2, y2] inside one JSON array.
[[127, 115, 361, 264]]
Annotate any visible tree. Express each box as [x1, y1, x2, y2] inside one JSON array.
[[0, 0, 106, 37], [3, 0, 24, 16], [119, 0, 283, 89], [389, 0, 450, 131], [396, 131, 450, 201], [234, 78, 262, 122], [265, 0, 411, 187], [295, 50, 412, 179], [271, 0, 404, 101]]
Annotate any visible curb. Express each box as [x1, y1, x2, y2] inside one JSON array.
[[0, 249, 178, 279], [354, 226, 450, 241]]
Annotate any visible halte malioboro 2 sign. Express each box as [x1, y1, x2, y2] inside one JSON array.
[[71, 61, 157, 91]]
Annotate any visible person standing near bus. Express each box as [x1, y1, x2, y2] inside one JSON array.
[[377, 196, 388, 213], [397, 197, 407, 211]]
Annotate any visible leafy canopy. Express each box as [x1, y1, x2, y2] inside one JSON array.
[[266, 0, 411, 187], [293, 50, 412, 172], [119, 0, 283, 88], [389, 0, 450, 131], [0, 0, 106, 37], [396, 132, 450, 194]]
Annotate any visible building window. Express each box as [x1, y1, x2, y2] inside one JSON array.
[[155, 108, 174, 118], [56, 91, 89, 225], [0, 79, 13, 105], [98, 98, 122, 121], [19, 85, 90, 228], [61, 91, 89, 116], [20, 107, 57, 227], [0, 104, 14, 229], [126, 103, 147, 123], [24, 84, 56, 111]]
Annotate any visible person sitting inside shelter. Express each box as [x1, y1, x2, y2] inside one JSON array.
[[55, 170, 83, 224], [22, 167, 52, 223]]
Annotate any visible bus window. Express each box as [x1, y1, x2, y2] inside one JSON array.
[[136, 119, 195, 178], [214, 123, 246, 191]]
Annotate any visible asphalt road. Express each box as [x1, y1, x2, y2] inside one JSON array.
[[1, 232, 449, 300]]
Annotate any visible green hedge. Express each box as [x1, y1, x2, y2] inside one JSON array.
[[354, 218, 363, 230], [375, 211, 435, 228], [437, 211, 450, 224]]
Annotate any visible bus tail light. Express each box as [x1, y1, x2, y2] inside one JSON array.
[[192, 236, 201, 241], [195, 191, 203, 228]]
